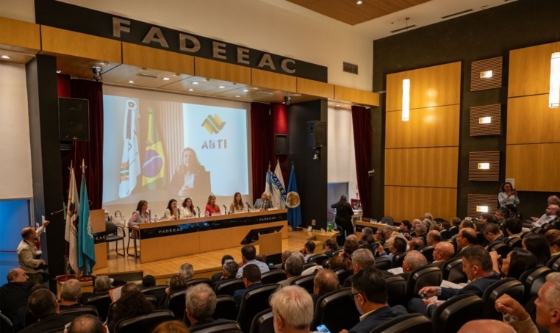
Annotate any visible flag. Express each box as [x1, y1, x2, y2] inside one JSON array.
[[271, 160, 287, 208], [78, 170, 96, 275], [65, 166, 80, 275], [287, 166, 302, 229], [142, 107, 166, 190], [119, 100, 140, 198]]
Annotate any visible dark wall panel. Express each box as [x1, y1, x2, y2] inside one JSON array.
[[373, 0, 560, 219]]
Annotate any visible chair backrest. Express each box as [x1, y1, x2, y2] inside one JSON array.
[[144, 295, 159, 308], [261, 270, 287, 284], [249, 309, 274, 333], [482, 278, 525, 320], [0, 312, 13, 333], [488, 243, 510, 258], [418, 246, 435, 262], [291, 274, 316, 293], [84, 294, 112, 321], [141, 285, 168, 309], [442, 258, 467, 284], [507, 237, 522, 249], [186, 278, 212, 288], [165, 289, 187, 320], [212, 296, 237, 321], [334, 268, 353, 285], [440, 229, 451, 240], [114, 310, 175, 333], [106, 221, 117, 234], [392, 252, 409, 268], [236, 284, 278, 333], [385, 275, 407, 307], [448, 226, 458, 237], [311, 288, 361, 333], [191, 320, 243, 333], [330, 249, 344, 258], [214, 278, 245, 297], [307, 254, 328, 265], [59, 305, 99, 317], [381, 216, 394, 225], [369, 313, 432, 333], [519, 266, 551, 304], [548, 253, 560, 270], [303, 262, 318, 270], [432, 294, 485, 333], [375, 257, 392, 270], [406, 266, 442, 299]]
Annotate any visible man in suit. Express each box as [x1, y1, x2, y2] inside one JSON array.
[[408, 237, 424, 251], [505, 219, 523, 239], [311, 269, 339, 307], [430, 242, 455, 269], [212, 261, 239, 288], [186, 283, 221, 330], [341, 268, 407, 333], [278, 253, 304, 287], [454, 228, 477, 258], [399, 251, 427, 281], [409, 245, 501, 317], [254, 192, 273, 210], [483, 223, 506, 249], [269, 285, 315, 333], [426, 230, 441, 247], [233, 264, 262, 308], [20, 289, 75, 333], [377, 237, 407, 262], [343, 249, 376, 287], [59, 278, 83, 309], [0, 268, 34, 321], [323, 240, 339, 258]]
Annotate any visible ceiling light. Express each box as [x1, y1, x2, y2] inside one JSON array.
[[162, 77, 170, 81], [357, 0, 363, 4], [56, 70, 61, 74], [219, 85, 225, 89], [1, 55, 10, 59], [129, 80, 134, 84], [336, 104, 340, 107], [188, 88, 194, 91], [550, 52, 560, 108], [402, 79, 410, 121], [192, 82, 199, 85], [253, 87, 258, 90], [235, 95, 240, 98], [243, 89, 249, 92]]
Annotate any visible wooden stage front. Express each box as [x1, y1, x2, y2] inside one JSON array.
[[92, 229, 335, 284]]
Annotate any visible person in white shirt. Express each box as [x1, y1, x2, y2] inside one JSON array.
[[163, 199, 180, 220], [236, 245, 270, 278], [180, 197, 196, 217], [498, 182, 520, 208], [532, 205, 560, 228]]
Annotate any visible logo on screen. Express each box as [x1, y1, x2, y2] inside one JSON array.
[[201, 114, 226, 134]]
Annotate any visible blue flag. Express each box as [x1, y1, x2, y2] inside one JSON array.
[[78, 175, 96, 275], [287, 167, 302, 229]]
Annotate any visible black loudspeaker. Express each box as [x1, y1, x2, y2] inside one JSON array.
[[59, 98, 90, 141], [307, 121, 326, 147], [276, 135, 288, 155]]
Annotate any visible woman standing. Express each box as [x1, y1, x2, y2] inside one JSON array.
[[205, 195, 221, 216], [163, 199, 180, 220], [498, 182, 520, 208], [229, 192, 244, 213], [331, 195, 354, 237], [180, 197, 196, 217]]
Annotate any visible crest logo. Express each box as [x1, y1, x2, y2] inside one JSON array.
[[201, 114, 226, 134]]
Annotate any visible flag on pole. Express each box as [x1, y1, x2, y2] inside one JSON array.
[[142, 107, 166, 190], [287, 166, 302, 229], [78, 166, 96, 275], [119, 100, 140, 198], [270, 160, 287, 208], [65, 166, 80, 275]]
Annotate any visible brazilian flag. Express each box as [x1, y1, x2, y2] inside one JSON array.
[[142, 107, 166, 190]]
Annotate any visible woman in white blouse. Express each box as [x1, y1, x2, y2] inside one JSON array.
[[180, 197, 196, 217], [229, 192, 245, 213], [163, 199, 180, 220], [498, 182, 520, 208], [128, 200, 149, 238]]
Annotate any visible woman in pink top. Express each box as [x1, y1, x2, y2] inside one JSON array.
[[205, 195, 221, 216]]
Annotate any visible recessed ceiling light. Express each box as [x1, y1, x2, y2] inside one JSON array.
[[188, 88, 194, 91], [219, 85, 225, 89], [192, 82, 199, 85], [357, 0, 363, 4], [336, 104, 340, 107], [253, 87, 258, 90], [235, 95, 240, 98], [129, 80, 134, 84], [243, 89, 249, 92], [163, 77, 170, 80], [1, 55, 10, 59], [56, 70, 61, 74]]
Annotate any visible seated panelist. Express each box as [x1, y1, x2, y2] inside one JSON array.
[[205, 195, 221, 216], [180, 197, 196, 217], [229, 192, 245, 213], [128, 200, 149, 238], [254, 192, 272, 210], [163, 199, 180, 220]]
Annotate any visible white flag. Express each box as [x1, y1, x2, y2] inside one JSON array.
[[273, 160, 286, 208], [119, 100, 141, 198], [65, 167, 80, 275]]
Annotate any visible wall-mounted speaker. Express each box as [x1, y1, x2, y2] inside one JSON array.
[[276, 134, 288, 155], [59, 98, 90, 141], [307, 121, 326, 148]]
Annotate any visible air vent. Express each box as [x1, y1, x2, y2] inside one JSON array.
[[390, 25, 417, 34], [343, 62, 358, 74], [441, 9, 473, 19], [136, 73, 158, 79]]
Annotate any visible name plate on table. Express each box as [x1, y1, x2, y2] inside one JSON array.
[[139, 212, 287, 239]]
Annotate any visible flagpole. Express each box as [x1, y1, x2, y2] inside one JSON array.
[[80, 159, 87, 277]]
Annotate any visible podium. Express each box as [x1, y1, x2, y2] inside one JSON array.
[[241, 225, 283, 264]]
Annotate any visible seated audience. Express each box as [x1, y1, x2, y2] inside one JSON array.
[[255, 254, 267, 263], [67, 314, 106, 333], [377, 237, 407, 261], [343, 249, 375, 287], [410, 245, 500, 317], [312, 269, 339, 306], [0, 268, 33, 321], [424, 213, 434, 222], [545, 229, 560, 256], [340, 238, 360, 268], [233, 264, 262, 308], [409, 219, 423, 237], [327, 255, 351, 271], [458, 319, 518, 333], [505, 219, 523, 239], [80, 275, 113, 304], [142, 275, 157, 289], [185, 284, 219, 330], [399, 220, 412, 236], [108, 291, 153, 332], [491, 248, 537, 280], [450, 217, 461, 228], [426, 230, 441, 246], [441, 220, 451, 232], [483, 223, 506, 248], [400, 251, 427, 280], [495, 272, 560, 333], [414, 224, 428, 244], [408, 237, 424, 250], [495, 207, 509, 222], [236, 245, 269, 278], [269, 286, 315, 333], [430, 242, 455, 268], [59, 278, 82, 308], [428, 221, 442, 232], [360, 234, 377, 254], [12, 283, 48, 332], [19, 289, 75, 333], [166, 275, 187, 295], [532, 204, 560, 228], [359, 227, 374, 245], [346, 268, 407, 333], [152, 320, 190, 333], [454, 228, 477, 257], [279, 253, 305, 287], [212, 261, 239, 287], [179, 263, 194, 281], [323, 239, 339, 258], [300, 241, 316, 262], [523, 233, 552, 266]]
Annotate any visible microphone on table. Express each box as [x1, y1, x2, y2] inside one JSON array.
[[196, 206, 201, 218], [223, 205, 228, 214], [246, 202, 252, 212]]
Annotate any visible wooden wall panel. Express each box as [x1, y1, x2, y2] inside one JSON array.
[[386, 62, 461, 111], [195, 57, 250, 85], [94, 243, 107, 269], [0, 17, 41, 52], [470, 104, 501, 136], [334, 85, 379, 106], [385, 147, 458, 187], [122, 42, 194, 76], [41, 26, 121, 63], [506, 143, 560, 192], [251, 69, 297, 93], [385, 105, 460, 148], [509, 42, 560, 97], [507, 94, 560, 144], [469, 151, 500, 181], [298, 78, 334, 99], [384, 186, 457, 222], [467, 194, 498, 218]]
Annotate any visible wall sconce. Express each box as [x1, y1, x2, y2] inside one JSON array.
[[550, 52, 560, 108], [402, 78, 410, 121], [476, 205, 489, 213], [478, 116, 492, 124], [477, 163, 490, 169], [480, 70, 493, 78]]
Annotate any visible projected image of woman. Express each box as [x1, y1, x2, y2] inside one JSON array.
[[180, 197, 196, 217], [163, 199, 180, 220], [205, 195, 221, 216], [229, 192, 245, 213], [169, 148, 211, 198]]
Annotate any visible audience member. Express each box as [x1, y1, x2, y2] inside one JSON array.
[[59, 278, 83, 308], [359, 227, 373, 244], [408, 238, 424, 250], [256, 254, 268, 264], [399, 220, 412, 235], [414, 224, 428, 244], [430, 242, 455, 268], [142, 275, 157, 289], [67, 314, 106, 333], [233, 264, 262, 308], [108, 291, 153, 332], [377, 237, 407, 261], [523, 233, 552, 266], [312, 269, 339, 306], [213, 260, 239, 288], [19, 289, 75, 333], [11, 283, 48, 332], [400, 251, 427, 280], [323, 239, 339, 258], [300, 241, 316, 262], [269, 286, 315, 333], [505, 219, 523, 238], [343, 249, 375, 287], [424, 213, 434, 221], [236, 245, 270, 278], [460, 220, 475, 230], [0, 268, 34, 321], [327, 255, 351, 271], [185, 283, 219, 330], [152, 320, 190, 333], [441, 220, 451, 232], [279, 253, 305, 287], [179, 263, 194, 281], [458, 319, 516, 333], [451, 217, 461, 228], [549, 195, 560, 206], [80, 275, 113, 304], [532, 205, 560, 228], [410, 245, 500, 317], [343, 268, 407, 333], [454, 228, 477, 257], [360, 234, 377, 254], [166, 275, 187, 295], [483, 223, 506, 248], [426, 230, 441, 246], [410, 219, 422, 237], [546, 229, 560, 255], [491, 248, 537, 280]]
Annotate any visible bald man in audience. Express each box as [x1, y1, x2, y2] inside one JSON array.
[[67, 314, 107, 333], [532, 205, 560, 228], [430, 242, 455, 268], [399, 251, 427, 280], [312, 269, 339, 307], [454, 228, 477, 258], [458, 320, 516, 333], [426, 230, 441, 247], [408, 238, 424, 251], [59, 279, 82, 308], [0, 268, 34, 321]]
